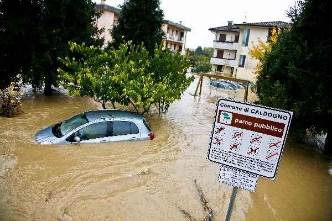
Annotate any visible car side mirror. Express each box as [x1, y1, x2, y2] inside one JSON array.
[[73, 136, 81, 143]]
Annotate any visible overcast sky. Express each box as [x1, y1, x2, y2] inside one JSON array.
[[94, 0, 297, 49]]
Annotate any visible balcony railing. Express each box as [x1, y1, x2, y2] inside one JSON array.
[[210, 57, 236, 67], [166, 34, 184, 42], [213, 41, 238, 50]]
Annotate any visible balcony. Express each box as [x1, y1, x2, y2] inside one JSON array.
[[213, 41, 238, 50], [210, 57, 236, 67], [166, 34, 183, 42]]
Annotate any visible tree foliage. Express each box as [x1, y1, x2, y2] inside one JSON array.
[[188, 46, 212, 73], [249, 28, 282, 75], [0, 81, 24, 117], [110, 0, 164, 54], [254, 0, 332, 155], [0, 0, 41, 88], [58, 42, 194, 114], [195, 46, 203, 55], [0, 0, 102, 94]]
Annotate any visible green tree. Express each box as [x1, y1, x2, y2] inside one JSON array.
[[0, 0, 41, 88], [195, 46, 203, 55], [203, 47, 213, 57], [1, 0, 103, 94], [254, 0, 332, 155], [188, 46, 212, 73], [149, 47, 194, 113], [194, 55, 211, 73], [110, 0, 164, 54], [58, 42, 194, 114], [187, 49, 197, 67], [249, 28, 282, 75], [30, 0, 103, 95]]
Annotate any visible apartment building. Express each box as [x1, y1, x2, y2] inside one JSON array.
[[162, 20, 191, 55], [209, 21, 290, 82], [95, 1, 120, 45], [95, 1, 191, 55]]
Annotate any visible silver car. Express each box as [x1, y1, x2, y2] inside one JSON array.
[[35, 109, 154, 145]]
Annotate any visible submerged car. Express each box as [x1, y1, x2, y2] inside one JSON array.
[[36, 109, 154, 145]]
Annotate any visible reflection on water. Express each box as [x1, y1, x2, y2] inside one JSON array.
[[0, 75, 332, 221]]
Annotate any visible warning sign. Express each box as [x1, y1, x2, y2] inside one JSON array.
[[219, 165, 258, 192], [208, 98, 293, 178]]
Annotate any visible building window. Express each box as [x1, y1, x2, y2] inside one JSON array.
[[242, 29, 250, 46], [239, 55, 246, 67], [216, 50, 224, 58], [219, 34, 226, 42], [217, 65, 224, 72], [234, 35, 239, 43], [267, 28, 273, 42]]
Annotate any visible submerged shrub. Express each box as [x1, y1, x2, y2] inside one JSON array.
[[0, 82, 24, 117]]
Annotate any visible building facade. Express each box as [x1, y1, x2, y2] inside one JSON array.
[[162, 20, 191, 55], [95, 1, 191, 55], [209, 21, 290, 82], [95, 1, 120, 45]]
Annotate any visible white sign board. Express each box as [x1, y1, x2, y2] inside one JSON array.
[[219, 165, 258, 192], [208, 98, 293, 178]]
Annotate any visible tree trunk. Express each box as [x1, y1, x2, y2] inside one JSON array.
[[323, 127, 332, 156], [44, 75, 53, 95]]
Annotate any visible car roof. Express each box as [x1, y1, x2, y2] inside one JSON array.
[[84, 109, 144, 122]]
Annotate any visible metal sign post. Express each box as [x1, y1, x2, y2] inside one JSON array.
[[207, 98, 293, 221], [225, 187, 238, 221]]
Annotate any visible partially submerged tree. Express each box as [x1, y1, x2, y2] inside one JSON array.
[[254, 0, 332, 155], [110, 0, 164, 54], [58, 42, 194, 114], [0, 0, 41, 88], [32, 0, 103, 95], [0, 0, 102, 95], [149, 47, 194, 112]]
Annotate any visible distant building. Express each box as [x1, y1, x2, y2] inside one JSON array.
[[94, 0, 191, 55], [95, 0, 120, 45], [209, 21, 290, 82], [162, 20, 191, 55]]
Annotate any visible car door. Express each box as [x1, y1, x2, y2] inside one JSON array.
[[108, 120, 140, 142], [72, 121, 110, 144]]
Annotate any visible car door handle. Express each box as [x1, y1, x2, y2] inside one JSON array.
[[100, 139, 107, 143]]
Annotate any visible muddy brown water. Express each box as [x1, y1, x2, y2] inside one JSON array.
[[1, 75, 332, 221]]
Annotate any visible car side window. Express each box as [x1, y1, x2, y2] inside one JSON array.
[[77, 122, 110, 140], [113, 121, 139, 136]]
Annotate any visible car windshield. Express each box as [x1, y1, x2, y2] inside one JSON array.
[[60, 113, 88, 136]]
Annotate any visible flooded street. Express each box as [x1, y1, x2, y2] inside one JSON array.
[[1, 75, 332, 221]]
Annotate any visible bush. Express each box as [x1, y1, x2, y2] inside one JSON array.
[[0, 82, 24, 117]]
